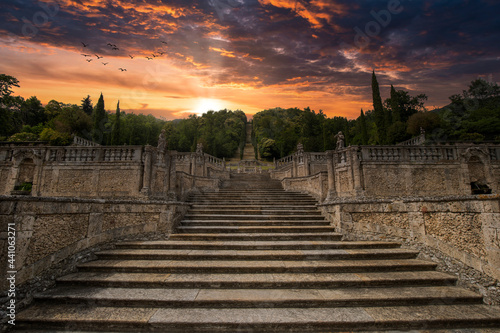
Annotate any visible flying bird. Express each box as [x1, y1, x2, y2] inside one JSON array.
[[102, 62, 109, 65], [158, 51, 165, 55], [95, 54, 103, 59], [118, 68, 127, 71], [81, 54, 91, 57], [161, 41, 168, 44], [107, 43, 115, 47], [81, 42, 88, 47], [152, 53, 157, 57], [112, 47, 119, 50], [129, 55, 134, 59], [146, 57, 153, 60], [86, 59, 93, 62]]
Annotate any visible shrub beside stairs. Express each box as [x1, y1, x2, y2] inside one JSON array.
[[15, 173, 500, 332]]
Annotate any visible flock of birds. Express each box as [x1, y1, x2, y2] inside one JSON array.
[[80, 40, 168, 72]]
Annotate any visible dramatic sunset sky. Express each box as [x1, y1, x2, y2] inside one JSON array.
[[1, 0, 499, 119]]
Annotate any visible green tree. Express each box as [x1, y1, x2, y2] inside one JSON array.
[[358, 109, 369, 145], [111, 101, 121, 145], [0, 74, 21, 137], [81, 95, 93, 116], [372, 71, 386, 144], [91, 93, 107, 144]]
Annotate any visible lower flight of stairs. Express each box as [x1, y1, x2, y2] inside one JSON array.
[[15, 173, 500, 332]]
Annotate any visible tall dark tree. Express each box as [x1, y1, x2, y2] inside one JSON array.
[[111, 101, 121, 145], [81, 95, 93, 116], [91, 93, 107, 144], [372, 71, 386, 144], [359, 109, 369, 145], [390, 85, 401, 123]]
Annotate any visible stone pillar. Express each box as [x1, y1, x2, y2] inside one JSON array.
[[350, 147, 364, 196], [325, 150, 337, 201], [168, 151, 177, 200], [304, 152, 310, 176], [292, 155, 297, 178], [140, 145, 153, 196]]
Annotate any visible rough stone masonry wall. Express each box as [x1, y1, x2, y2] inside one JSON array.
[[0, 196, 189, 319], [319, 195, 500, 305]]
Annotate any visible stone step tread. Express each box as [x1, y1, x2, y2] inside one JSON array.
[[168, 232, 343, 240], [117, 240, 401, 249], [183, 214, 324, 218], [34, 286, 482, 306], [180, 221, 330, 226], [77, 259, 437, 273], [95, 248, 419, 260], [177, 226, 334, 230], [185, 211, 323, 215], [188, 206, 319, 211], [16, 304, 500, 331], [57, 271, 458, 288]]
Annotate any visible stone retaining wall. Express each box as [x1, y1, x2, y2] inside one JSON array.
[[318, 195, 500, 304], [0, 196, 190, 319]]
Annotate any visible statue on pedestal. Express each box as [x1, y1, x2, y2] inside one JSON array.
[[157, 129, 167, 152], [334, 131, 345, 150]]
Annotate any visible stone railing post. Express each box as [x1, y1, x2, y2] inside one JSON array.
[[350, 146, 364, 195], [141, 145, 153, 196], [167, 150, 177, 199], [325, 150, 337, 201]]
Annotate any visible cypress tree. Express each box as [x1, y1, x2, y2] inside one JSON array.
[[111, 101, 121, 145], [390, 85, 401, 123], [372, 71, 386, 144], [92, 93, 107, 144], [359, 109, 368, 145]]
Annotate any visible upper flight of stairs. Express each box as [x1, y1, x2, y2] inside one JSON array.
[[15, 173, 500, 332]]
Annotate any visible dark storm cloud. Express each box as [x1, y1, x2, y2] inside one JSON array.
[[2, 0, 499, 110]]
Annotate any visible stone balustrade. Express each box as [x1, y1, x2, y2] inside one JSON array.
[[72, 135, 101, 147]]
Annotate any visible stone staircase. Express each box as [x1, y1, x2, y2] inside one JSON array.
[[15, 173, 500, 332]]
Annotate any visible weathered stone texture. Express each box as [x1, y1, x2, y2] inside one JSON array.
[[352, 212, 409, 229], [99, 169, 140, 196], [27, 214, 89, 265], [338, 170, 350, 193], [424, 212, 486, 258], [56, 169, 94, 195], [102, 213, 159, 232]]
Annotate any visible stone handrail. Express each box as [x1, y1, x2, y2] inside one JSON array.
[[358, 145, 463, 162], [45, 146, 143, 163], [276, 154, 294, 168], [397, 133, 426, 146], [72, 136, 101, 147]]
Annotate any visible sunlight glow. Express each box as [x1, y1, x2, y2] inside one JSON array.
[[193, 98, 226, 115]]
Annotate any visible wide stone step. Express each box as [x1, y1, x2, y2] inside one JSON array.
[[180, 220, 331, 226], [94, 248, 420, 261], [187, 209, 322, 215], [176, 226, 335, 233], [182, 214, 325, 221], [189, 201, 319, 206], [77, 259, 438, 274], [16, 304, 500, 332], [116, 240, 402, 250], [57, 271, 458, 289], [189, 205, 319, 211], [169, 232, 343, 241], [33, 286, 482, 308]]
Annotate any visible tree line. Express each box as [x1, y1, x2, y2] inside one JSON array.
[[252, 73, 500, 160], [1, 72, 498, 161]]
